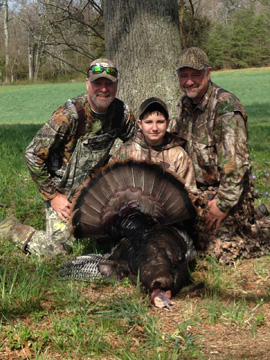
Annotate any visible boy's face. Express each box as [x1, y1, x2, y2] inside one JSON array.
[[138, 111, 169, 146]]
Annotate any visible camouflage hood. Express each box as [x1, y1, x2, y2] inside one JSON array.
[[133, 130, 185, 151], [109, 130, 196, 188]]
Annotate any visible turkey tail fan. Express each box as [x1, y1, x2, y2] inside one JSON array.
[[70, 160, 197, 239]]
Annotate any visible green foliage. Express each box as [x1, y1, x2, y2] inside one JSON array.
[[180, 4, 211, 49], [205, 6, 270, 69]]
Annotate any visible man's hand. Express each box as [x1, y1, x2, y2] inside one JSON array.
[[50, 194, 72, 221], [205, 199, 227, 230]]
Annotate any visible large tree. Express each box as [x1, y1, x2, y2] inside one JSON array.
[[103, 0, 181, 118]]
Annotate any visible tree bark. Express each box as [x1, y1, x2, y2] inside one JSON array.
[[28, 39, 33, 81], [4, 0, 9, 82], [103, 0, 181, 118]]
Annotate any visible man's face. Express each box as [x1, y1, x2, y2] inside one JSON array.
[[138, 111, 169, 146], [178, 67, 211, 104], [86, 77, 118, 113]]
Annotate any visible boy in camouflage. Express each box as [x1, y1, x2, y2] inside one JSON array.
[[172, 47, 270, 264], [110, 97, 196, 190], [0, 59, 136, 257]]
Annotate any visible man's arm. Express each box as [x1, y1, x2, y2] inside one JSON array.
[[25, 106, 72, 202], [215, 111, 250, 214]]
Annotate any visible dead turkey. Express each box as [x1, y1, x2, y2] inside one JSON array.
[[59, 160, 197, 306]]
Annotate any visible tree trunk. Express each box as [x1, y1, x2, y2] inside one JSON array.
[[103, 0, 181, 118], [28, 37, 33, 81], [34, 42, 43, 80], [4, 0, 9, 83]]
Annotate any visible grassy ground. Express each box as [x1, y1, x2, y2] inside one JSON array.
[[0, 68, 270, 359], [0, 82, 85, 124]]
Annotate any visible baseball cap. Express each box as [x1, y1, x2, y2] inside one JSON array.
[[138, 97, 169, 119], [88, 58, 118, 82], [176, 47, 210, 71]]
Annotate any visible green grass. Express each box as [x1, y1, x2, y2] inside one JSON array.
[[0, 69, 270, 359], [0, 82, 86, 124]]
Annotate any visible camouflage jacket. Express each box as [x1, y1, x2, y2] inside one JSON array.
[[25, 93, 135, 201], [110, 130, 196, 188], [172, 81, 251, 213]]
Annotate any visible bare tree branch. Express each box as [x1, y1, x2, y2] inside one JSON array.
[[187, 0, 194, 48]]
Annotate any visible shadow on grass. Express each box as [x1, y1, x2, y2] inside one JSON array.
[[0, 124, 42, 152], [245, 103, 270, 154]]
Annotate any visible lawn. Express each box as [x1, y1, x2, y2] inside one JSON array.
[[0, 81, 85, 124], [0, 69, 270, 359]]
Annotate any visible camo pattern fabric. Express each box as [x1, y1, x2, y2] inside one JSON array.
[[10, 202, 73, 257], [25, 93, 135, 202], [171, 81, 270, 264], [172, 81, 250, 214], [21, 93, 135, 256], [195, 206, 270, 266], [192, 176, 270, 265], [109, 130, 196, 189]]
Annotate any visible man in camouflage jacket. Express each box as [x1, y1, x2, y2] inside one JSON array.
[[172, 47, 270, 264], [1, 59, 135, 257]]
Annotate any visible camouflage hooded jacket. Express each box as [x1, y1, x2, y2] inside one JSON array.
[[172, 81, 251, 214], [25, 93, 135, 201], [109, 130, 196, 188]]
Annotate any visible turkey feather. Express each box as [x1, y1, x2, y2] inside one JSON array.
[[63, 160, 197, 296]]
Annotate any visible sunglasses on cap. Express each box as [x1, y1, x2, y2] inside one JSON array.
[[89, 65, 118, 78]]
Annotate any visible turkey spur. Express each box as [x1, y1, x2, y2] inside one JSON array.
[[60, 160, 197, 299]]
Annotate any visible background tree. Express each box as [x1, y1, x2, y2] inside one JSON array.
[[0, 0, 105, 82], [0, 0, 270, 83], [179, 0, 211, 49], [103, 0, 181, 117], [205, 2, 270, 69], [3, 0, 10, 82], [39, 0, 105, 76]]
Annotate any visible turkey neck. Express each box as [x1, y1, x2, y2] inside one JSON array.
[[109, 210, 156, 240]]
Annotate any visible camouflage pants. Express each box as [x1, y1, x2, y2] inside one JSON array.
[[11, 202, 75, 257], [194, 184, 270, 264], [195, 214, 270, 265]]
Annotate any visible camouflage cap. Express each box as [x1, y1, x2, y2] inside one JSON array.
[[88, 58, 118, 82], [176, 47, 210, 71], [138, 97, 169, 119]]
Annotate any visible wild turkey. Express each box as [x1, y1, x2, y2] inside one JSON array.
[[60, 160, 197, 308]]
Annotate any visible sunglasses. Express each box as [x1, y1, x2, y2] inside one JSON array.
[[89, 65, 118, 78]]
